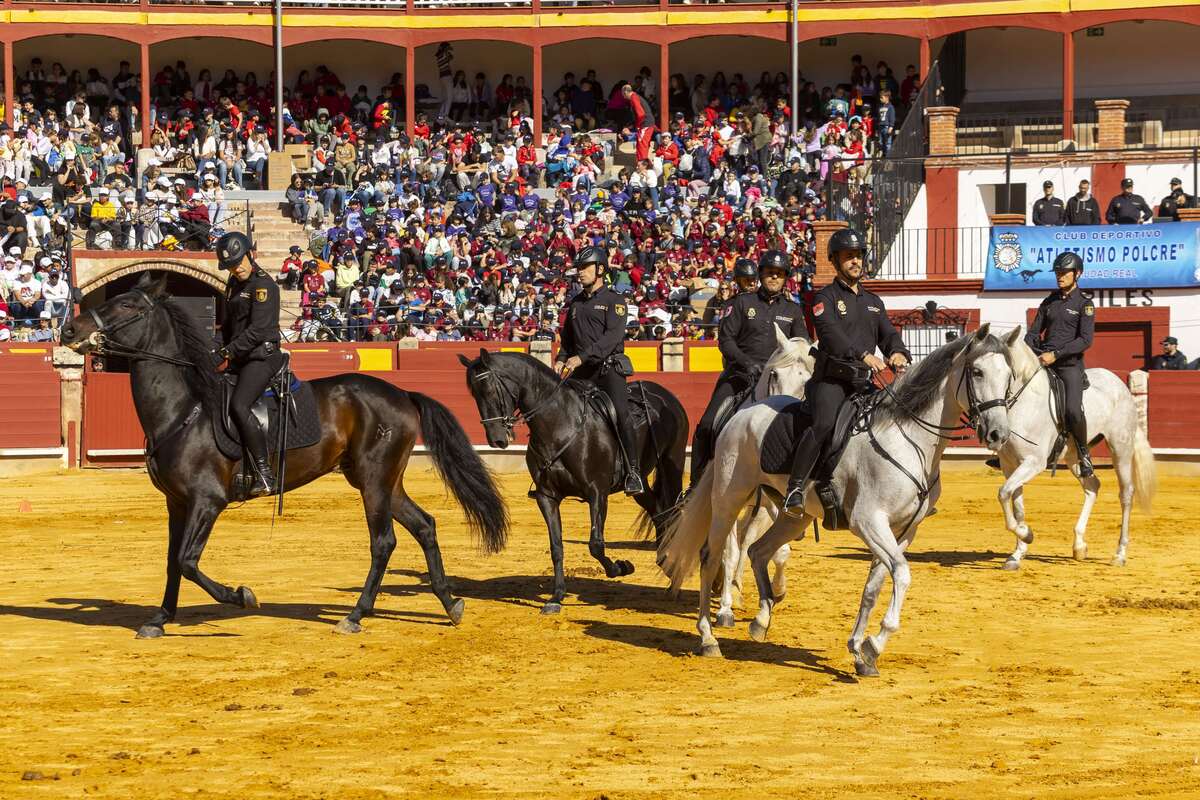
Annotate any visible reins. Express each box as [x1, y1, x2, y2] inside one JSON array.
[[87, 289, 197, 368]]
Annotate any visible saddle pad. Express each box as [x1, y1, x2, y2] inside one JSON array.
[[760, 400, 812, 475], [213, 380, 322, 461]]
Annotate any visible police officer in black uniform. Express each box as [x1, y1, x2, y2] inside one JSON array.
[[783, 227, 910, 513], [1025, 251, 1095, 477], [1032, 180, 1065, 226], [215, 231, 284, 497], [556, 246, 644, 495], [1105, 178, 1154, 225], [1151, 336, 1189, 370], [1157, 178, 1194, 221], [688, 250, 806, 489], [731, 257, 759, 293]]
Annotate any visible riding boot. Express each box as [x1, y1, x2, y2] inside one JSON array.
[[783, 429, 821, 516], [617, 424, 644, 496], [250, 456, 277, 497], [239, 415, 275, 498], [1074, 433, 1094, 478]]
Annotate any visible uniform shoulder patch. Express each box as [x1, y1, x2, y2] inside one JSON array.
[[255, 288, 268, 303], [746, 307, 757, 319], [1084, 303, 1094, 316], [614, 303, 626, 317], [813, 301, 825, 317]]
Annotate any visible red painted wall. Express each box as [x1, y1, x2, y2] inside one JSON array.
[[0, 344, 60, 449]]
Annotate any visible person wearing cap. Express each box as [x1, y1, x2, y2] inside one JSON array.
[[1157, 178, 1194, 222], [1025, 251, 1095, 476], [784, 227, 910, 514], [40, 267, 70, 323], [689, 251, 807, 490], [10, 262, 43, 325], [556, 245, 645, 495], [30, 309, 55, 342], [214, 231, 283, 497], [1032, 180, 1065, 226], [87, 187, 120, 249], [1151, 336, 1190, 370], [1065, 178, 1101, 226], [1105, 178, 1153, 225], [279, 245, 304, 290]]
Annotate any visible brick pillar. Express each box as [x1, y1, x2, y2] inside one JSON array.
[[812, 219, 847, 287], [661, 337, 684, 372], [1095, 99, 1130, 151], [926, 106, 959, 156], [53, 347, 85, 469], [990, 213, 1027, 227], [1177, 208, 1200, 222]]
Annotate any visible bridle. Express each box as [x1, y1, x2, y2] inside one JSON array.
[[85, 288, 194, 367], [469, 365, 564, 439]]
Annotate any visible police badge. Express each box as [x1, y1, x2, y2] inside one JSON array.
[[747, 307, 757, 319], [255, 288, 268, 303], [615, 303, 626, 317], [836, 299, 847, 315], [992, 232, 1023, 274]]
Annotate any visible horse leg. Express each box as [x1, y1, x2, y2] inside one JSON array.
[[175, 500, 254, 612], [696, 528, 724, 657], [135, 499, 186, 639], [714, 524, 740, 628], [587, 492, 633, 579], [391, 489, 463, 625], [1072, 470, 1101, 562], [333, 487, 397, 634], [999, 455, 1040, 571], [770, 541, 790, 606], [747, 512, 807, 643], [847, 558, 888, 666], [534, 493, 567, 614], [1111, 443, 1135, 566], [854, 514, 912, 678]]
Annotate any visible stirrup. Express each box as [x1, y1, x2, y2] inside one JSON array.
[[1076, 450, 1094, 478], [248, 458, 275, 498], [782, 484, 806, 516], [624, 471, 645, 496]]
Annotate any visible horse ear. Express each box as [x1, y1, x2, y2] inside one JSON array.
[[137, 270, 169, 298], [1004, 326, 1023, 347], [973, 322, 991, 340], [457, 353, 473, 369], [478, 348, 490, 365], [774, 324, 790, 350]]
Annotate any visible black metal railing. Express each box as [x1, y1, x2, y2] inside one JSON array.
[[70, 199, 250, 253]]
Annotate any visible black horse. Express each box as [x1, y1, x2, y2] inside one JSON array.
[[458, 350, 688, 614], [60, 272, 508, 638]]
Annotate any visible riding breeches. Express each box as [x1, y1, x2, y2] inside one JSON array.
[[230, 352, 285, 460], [690, 371, 753, 485], [788, 377, 850, 487], [578, 364, 639, 467], [1052, 363, 1088, 445]]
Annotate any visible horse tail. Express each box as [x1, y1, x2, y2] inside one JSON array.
[[656, 464, 715, 594], [410, 392, 509, 554], [1130, 422, 1156, 515]]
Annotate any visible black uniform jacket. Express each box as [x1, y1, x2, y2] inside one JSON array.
[[811, 278, 909, 368], [718, 288, 807, 376], [222, 267, 281, 363], [558, 285, 627, 367], [1025, 288, 1094, 368]]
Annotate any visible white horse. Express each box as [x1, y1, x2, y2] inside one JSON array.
[[994, 326, 1156, 569], [659, 326, 1014, 676], [709, 330, 816, 630]]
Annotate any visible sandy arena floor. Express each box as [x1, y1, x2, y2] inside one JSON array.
[[1, 466, 1198, 799]]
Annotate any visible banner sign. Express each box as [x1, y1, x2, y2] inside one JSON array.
[[983, 223, 1200, 290]]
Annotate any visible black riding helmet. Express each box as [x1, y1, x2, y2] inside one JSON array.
[[758, 250, 789, 274], [575, 246, 607, 270], [733, 257, 757, 280], [216, 231, 255, 270], [828, 227, 866, 260], [1052, 251, 1084, 274]]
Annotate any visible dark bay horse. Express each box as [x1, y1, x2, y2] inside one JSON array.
[[60, 272, 508, 638], [458, 350, 687, 614]]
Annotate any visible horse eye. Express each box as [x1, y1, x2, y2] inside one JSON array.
[[971, 368, 983, 379]]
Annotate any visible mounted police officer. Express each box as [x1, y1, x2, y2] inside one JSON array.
[[214, 231, 283, 497], [1025, 251, 1095, 476], [556, 246, 644, 495], [783, 227, 909, 514], [731, 256, 759, 293], [689, 251, 806, 489]]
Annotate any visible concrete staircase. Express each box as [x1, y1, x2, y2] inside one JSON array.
[[248, 199, 308, 325]]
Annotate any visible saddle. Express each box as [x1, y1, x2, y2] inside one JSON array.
[[1045, 367, 1092, 472], [570, 379, 656, 492], [212, 357, 323, 496], [711, 382, 756, 445]]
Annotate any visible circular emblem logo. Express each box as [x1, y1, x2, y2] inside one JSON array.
[[747, 307, 757, 319], [993, 232, 1023, 274], [836, 299, 847, 315]]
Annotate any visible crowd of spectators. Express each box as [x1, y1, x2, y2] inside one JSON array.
[[0, 48, 918, 342]]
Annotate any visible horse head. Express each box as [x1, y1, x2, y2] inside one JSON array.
[[61, 271, 170, 355], [458, 348, 516, 449], [959, 323, 1013, 451], [758, 325, 816, 400]]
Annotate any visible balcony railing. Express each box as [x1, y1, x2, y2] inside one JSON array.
[[10, 0, 786, 8]]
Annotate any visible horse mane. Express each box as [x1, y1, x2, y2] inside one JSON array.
[[493, 351, 561, 383], [878, 333, 1008, 424], [1006, 328, 1041, 383], [159, 297, 222, 406]]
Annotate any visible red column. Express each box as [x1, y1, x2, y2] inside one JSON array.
[[919, 37, 930, 82], [1062, 31, 1074, 142], [925, 165, 959, 277], [405, 46, 415, 140], [4, 41, 13, 128], [659, 43, 669, 132], [532, 43, 543, 145], [140, 43, 151, 149]]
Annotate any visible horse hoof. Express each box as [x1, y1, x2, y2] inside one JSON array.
[[135, 624, 164, 639], [1073, 546, 1087, 561], [333, 618, 362, 635], [1110, 556, 1126, 568], [699, 643, 723, 658], [540, 602, 562, 615], [238, 586, 259, 609], [1002, 559, 1021, 572], [447, 598, 465, 626], [619, 560, 635, 576], [858, 637, 881, 676], [854, 659, 880, 678], [748, 619, 769, 642], [772, 592, 786, 607], [715, 611, 736, 628]]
